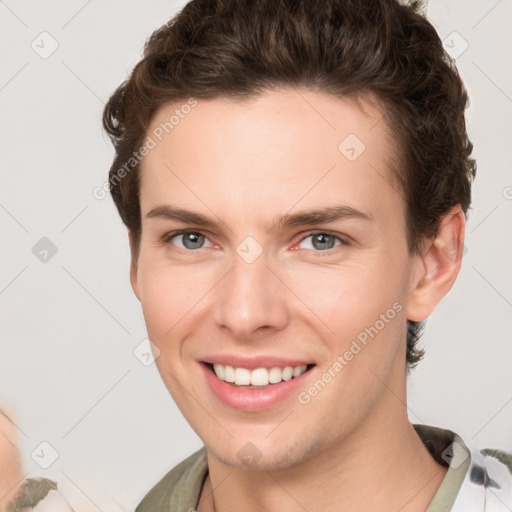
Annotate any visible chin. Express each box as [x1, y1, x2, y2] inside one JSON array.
[[206, 436, 322, 472]]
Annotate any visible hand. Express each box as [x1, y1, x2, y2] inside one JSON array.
[[0, 407, 24, 511]]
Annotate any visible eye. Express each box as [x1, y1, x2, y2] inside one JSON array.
[[164, 230, 215, 251], [297, 232, 346, 252]]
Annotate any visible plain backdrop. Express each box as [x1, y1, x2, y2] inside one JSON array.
[[1, 0, 511, 510]]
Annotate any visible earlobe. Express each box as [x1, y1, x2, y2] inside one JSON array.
[[405, 206, 466, 322]]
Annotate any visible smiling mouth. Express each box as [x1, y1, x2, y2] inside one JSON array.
[[204, 362, 316, 388]]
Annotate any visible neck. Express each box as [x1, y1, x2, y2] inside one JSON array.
[[199, 370, 447, 512]]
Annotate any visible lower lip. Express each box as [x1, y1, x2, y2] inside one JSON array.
[[200, 363, 314, 412]]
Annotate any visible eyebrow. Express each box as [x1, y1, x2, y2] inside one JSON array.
[[145, 204, 373, 231]]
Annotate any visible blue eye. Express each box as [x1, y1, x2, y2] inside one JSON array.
[[166, 231, 214, 250], [298, 232, 344, 251], [161, 230, 348, 254]]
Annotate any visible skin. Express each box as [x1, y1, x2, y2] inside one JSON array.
[[0, 408, 24, 510], [131, 88, 465, 512]]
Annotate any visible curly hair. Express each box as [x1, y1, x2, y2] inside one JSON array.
[[102, 0, 476, 371]]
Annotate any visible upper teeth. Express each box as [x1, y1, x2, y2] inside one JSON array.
[[212, 364, 308, 386]]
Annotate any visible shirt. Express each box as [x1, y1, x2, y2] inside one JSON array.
[[134, 424, 512, 512]]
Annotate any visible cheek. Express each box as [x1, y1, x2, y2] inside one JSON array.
[[286, 263, 401, 329], [137, 260, 206, 342], [137, 264, 207, 397], [285, 259, 408, 380]]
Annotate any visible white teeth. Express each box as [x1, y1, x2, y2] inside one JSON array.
[[251, 368, 269, 386], [268, 367, 282, 384], [292, 365, 304, 377], [211, 363, 308, 386], [213, 363, 224, 380], [234, 368, 251, 386], [281, 367, 293, 381], [223, 365, 235, 383]]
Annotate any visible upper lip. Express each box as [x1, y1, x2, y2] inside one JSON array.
[[201, 355, 315, 370]]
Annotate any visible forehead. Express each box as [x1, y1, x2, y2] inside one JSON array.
[[139, 88, 402, 227]]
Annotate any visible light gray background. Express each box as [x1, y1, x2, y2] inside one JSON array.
[[1, 0, 511, 510]]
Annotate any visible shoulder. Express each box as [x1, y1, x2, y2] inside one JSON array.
[[451, 443, 512, 511], [412, 423, 512, 511], [477, 448, 512, 504], [135, 446, 208, 512]]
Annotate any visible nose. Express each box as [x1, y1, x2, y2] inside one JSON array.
[[213, 251, 290, 339]]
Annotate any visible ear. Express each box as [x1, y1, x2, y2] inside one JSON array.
[[128, 232, 141, 302], [405, 206, 466, 322]]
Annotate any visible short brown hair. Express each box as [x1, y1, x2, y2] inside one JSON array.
[[102, 0, 476, 370]]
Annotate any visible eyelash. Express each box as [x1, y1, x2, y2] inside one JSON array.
[[160, 229, 351, 255]]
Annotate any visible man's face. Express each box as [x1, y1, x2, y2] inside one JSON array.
[[132, 89, 420, 470]]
